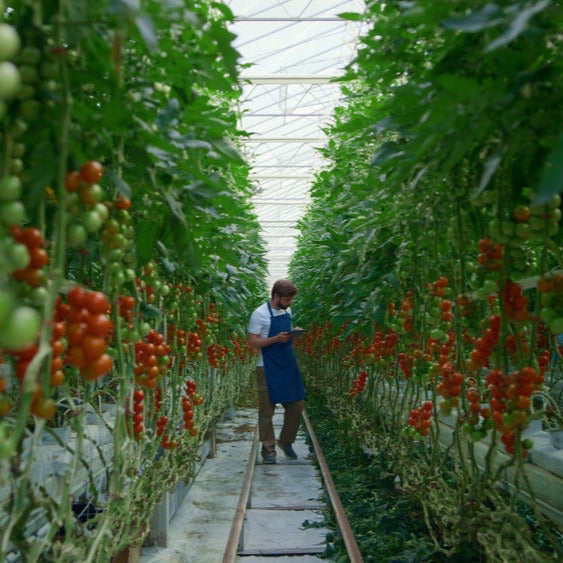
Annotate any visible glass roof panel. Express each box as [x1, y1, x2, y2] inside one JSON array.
[[226, 0, 366, 287]]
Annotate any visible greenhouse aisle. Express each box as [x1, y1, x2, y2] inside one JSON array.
[[140, 408, 328, 562]]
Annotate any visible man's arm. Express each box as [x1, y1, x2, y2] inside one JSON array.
[[247, 332, 292, 349]]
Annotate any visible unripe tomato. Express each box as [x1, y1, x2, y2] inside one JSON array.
[[0, 176, 22, 202], [66, 223, 87, 247], [81, 209, 103, 233], [0, 200, 25, 225], [0, 23, 20, 61], [0, 305, 41, 350]]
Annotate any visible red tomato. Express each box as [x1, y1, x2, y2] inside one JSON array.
[[82, 335, 107, 362], [87, 314, 112, 337], [79, 160, 104, 184], [81, 353, 113, 381], [84, 291, 109, 315], [64, 170, 82, 192]]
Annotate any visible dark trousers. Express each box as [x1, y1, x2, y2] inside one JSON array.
[[257, 367, 304, 454]]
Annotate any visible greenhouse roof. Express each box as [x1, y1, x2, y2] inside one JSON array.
[[226, 0, 366, 288]]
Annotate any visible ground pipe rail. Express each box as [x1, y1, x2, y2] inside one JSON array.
[[303, 410, 364, 563], [222, 427, 259, 563]]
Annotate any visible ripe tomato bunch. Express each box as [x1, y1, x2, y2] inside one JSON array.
[[348, 369, 368, 397], [466, 314, 500, 372], [398, 290, 413, 332], [398, 352, 413, 378], [11, 226, 48, 289], [485, 366, 543, 456], [406, 400, 433, 437], [186, 331, 202, 361], [157, 414, 179, 450], [501, 279, 528, 322], [366, 330, 398, 365], [133, 329, 171, 388], [428, 276, 449, 297], [131, 389, 145, 439], [436, 361, 464, 414], [476, 238, 503, 271], [64, 286, 113, 381], [206, 342, 229, 369]]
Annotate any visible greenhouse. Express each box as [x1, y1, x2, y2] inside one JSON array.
[[0, 0, 562, 561]]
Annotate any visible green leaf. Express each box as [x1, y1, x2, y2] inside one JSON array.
[[441, 4, 503, 33], [485, 0, 551, 52], [476, 152, 502, 196], [337, 12, 363, 21], [371, 142, 405, 166], [135, 14, 158, 53], [209, 139, 245, 164], [535, 132, 563, 204]]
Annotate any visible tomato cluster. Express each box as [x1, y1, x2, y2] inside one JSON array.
[[64, 287, 113, 381], [501, 279, 528, 322], [398, 352, 413, 378], [206, 342, 229, 369], [436, 361, 464, 414], [133, 330, 171, 389], [466, 314, 500, 372], [11, 226, 48, 290], [485, 366, 543, 456], [183, 379, 202, 436], [476, 238, 503, 271], [366, 330, 398, 364], [131, 389, 145, 439], [348, 369, 368, 397], [64, 161, 110, 247], [186, 331, 202, 361], [398, 291, 413, 332], [407, 400, 433, 437]]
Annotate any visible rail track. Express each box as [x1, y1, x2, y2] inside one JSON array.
[[222, 410, 363, 562]]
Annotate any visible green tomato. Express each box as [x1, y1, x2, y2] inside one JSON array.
[[549, 317, 563, 334], [81, 209, 103, 233], [0, 24, 20, 61], [0, 61, 21, 100], [19, 46, 41, 65], [0, 305, 41, 350], [0, 200, 25, 226], [66, 222, 87, 247], [19, 64, 38, 84], [548, 194, 561, 210], [0, 175, 22, 202], [94, 202, 109, 222], [7, 241, 30, 270], [27, 286, 48, 307], [514, 222, 531, 239]]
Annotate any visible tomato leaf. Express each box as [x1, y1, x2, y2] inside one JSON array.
[[441, 4, 503, 32], [337, 12, 363, 21], [485, 0, 551, 52], [135, 14, 158, 53]]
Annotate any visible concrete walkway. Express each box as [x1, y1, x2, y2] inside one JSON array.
[[140, 408, 329, 562]]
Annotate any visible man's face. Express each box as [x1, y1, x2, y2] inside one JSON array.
[[273, 294, 294, 310]]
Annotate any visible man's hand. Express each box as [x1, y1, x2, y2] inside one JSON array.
[[277, 331, 293, 343]]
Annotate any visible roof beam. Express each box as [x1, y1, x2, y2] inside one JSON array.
[[234, 17, 347, 22], [240, 137, 325, 143], [241, 75, 337, 84]]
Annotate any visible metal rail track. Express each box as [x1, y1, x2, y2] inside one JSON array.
[[222, 410, 363, 562]]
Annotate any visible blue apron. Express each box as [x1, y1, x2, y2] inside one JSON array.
[[262, 302, 306, 404]]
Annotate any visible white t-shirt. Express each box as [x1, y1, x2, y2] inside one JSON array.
[[248, 302, 292, 367]]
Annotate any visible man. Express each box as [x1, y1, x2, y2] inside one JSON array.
[[247, 279, 305, 464]]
